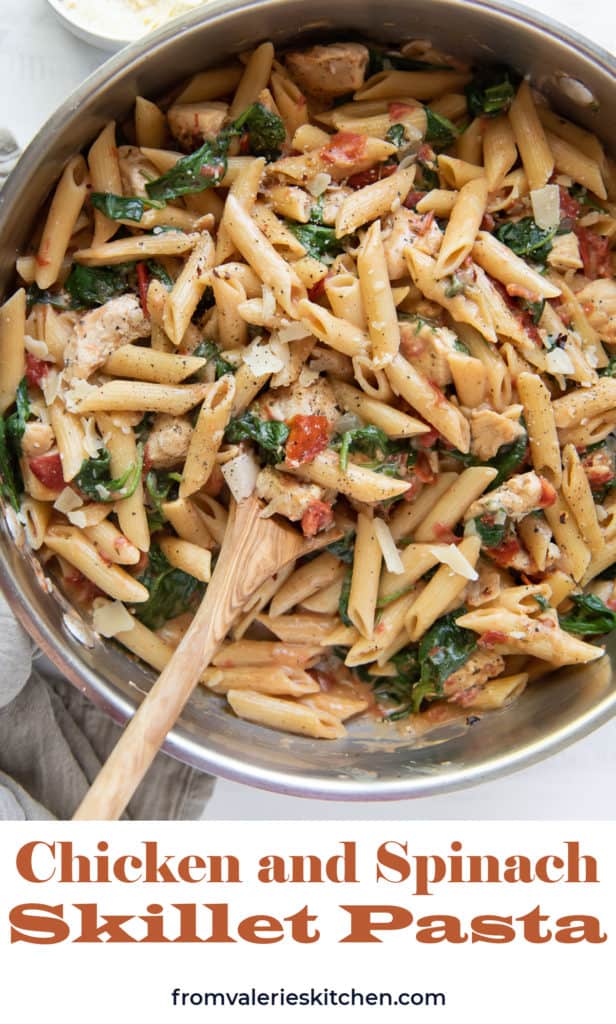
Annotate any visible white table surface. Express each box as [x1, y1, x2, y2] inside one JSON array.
[[1, 0, 615, 819]]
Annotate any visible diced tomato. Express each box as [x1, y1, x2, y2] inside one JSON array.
[[416, 428, 440, 449], [417, 143, 435, 163], [481, 212, 495, 232], [506, 283, 539, 303], [28, 452, 64, 491], [432, 522, 459, 544], [401, 332, 426, 358], [576, 226, 612, 279], [347, 162, 397, 189], [428, 380, 446, 405], [321, 132, 367, 168], [583, 454, 615, 487], [559, 185, 580, 221], [485, 535, 522, 568], [403, 190, 427, 210], [239, 131, 251, 154], [25, 352, 51, 387], [388, 101, 416, 121], [63, 569, 104, 606], [136, 262, 150, 318], [285, 415, 330, 467], [414, 450, 436, 484], [307, 271, 330, 302], [401, 475, 422, 502], [478, 630, 508, 647], [607, 597, 616, 612], [301, 500, 334, 538], [538, 476, 557, 508]]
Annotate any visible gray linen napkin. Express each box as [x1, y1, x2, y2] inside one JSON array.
[[0, 594, 215, 820]]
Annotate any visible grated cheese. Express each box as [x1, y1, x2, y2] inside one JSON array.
[[373, 518, 404, 574], [92, 599, 136, 638], [428, 543, 479, 581]]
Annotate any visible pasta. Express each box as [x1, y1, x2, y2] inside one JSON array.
[[2, 36, 614, 741]]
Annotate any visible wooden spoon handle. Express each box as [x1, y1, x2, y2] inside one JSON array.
[[73, 497, 264, 820]]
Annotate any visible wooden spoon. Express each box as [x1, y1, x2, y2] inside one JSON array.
[[73, 494, 339, 820]]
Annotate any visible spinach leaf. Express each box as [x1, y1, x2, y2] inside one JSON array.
[[135, 544, 204, 630], [519, 297, 545, 325], [146, 260, 174, 290], [424, 107, 457, 149], [486, 428, 528, 489], [494, 217, 556, 263], [533, 593, 551, 612], [326, 530, 355, 564], [286, 221, 345, 263], [26, 283, 70, 311], [371, 645, 421, 719], [473, 514, 507, 547], [454, 338, 470, 354], [569, 184, 607, 213], [0, 378, 31, 510], [368, 47, 452, 74], [145, 469, 181, 532], [417, 158, 439, 190], [338, 568, 353, 627], [65, 263, 132, 308], [415, 609, 477, 709], [385, 123, 406, 147], [466, 65, 515, 117], [146, 138, 228, 203], [599, 355, 616, 378], [90, 192, 164, 223], [193, 340, 236, 379], [75, 445, 143, 502], [232, 102, 286, 159], [224, 412, 289, 463], [333, 424, 391, 472], [559, 594, 616, 636], [444, 273, 464, 297]]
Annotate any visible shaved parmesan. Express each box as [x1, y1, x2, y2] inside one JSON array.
[[67, 510, 88, 528], [298, 364, 320, 387], [24, 335, 51, 360], [92, 600, 135, 638], [306, 172, 331, 197], [373, 518, 404, 574], [546, 348, 575, 375], [53, 487, 84, 514], [276, 321, 311, 343], [40, 368, 60, 405], [221, 450, 259, 502], [530, 184, 560, 230], [83, 417, 105, 458], [261, 284, 277, 321], [428, 543, 479, 581], [243, 337, 284, 375]]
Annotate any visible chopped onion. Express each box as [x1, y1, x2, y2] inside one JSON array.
[[428, 543, 479, 581], [530, 184, 560, 230], [374, 518, 404, 574], [221, 451, 259, 502], [92, 600, 135, 638]]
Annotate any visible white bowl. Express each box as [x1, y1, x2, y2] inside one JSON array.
[[46, 0, 132, 50]]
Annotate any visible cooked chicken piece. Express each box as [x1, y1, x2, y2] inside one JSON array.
[[285, 43, 369, 99], [382, 208, 442, 279], [582, 446, 615, 488], [64, 295, 150, 381], [258, 377, 340, 425], [577, 278, 616, 343], [466, 559, 504, 607], [444, 649, 505, 706], [547, 232, 583, 272], [470, 405, 525, 461], [167, 101, 229, 150], [117, 146, 163, 198], [465, 471, 545, 523], [399, 317, 457, 387], [144, 415, 193, 469], [256, 466, 326, 520], [21, 422, 55, 458], [321, 186, 353, 226]]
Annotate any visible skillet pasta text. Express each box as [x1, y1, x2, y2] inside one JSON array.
[[2, 38, 616, 738]]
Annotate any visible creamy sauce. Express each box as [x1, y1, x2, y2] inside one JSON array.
[[61, 0, 206, 40]]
